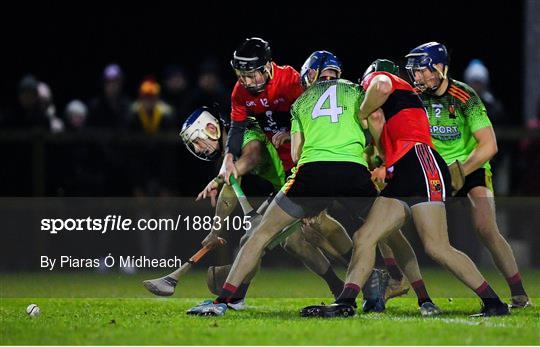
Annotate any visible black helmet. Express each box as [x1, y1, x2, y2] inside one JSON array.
[[231, 37, 272, 72]]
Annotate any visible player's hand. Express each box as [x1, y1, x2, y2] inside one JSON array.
[[359, 109, 369, 120], [272, 130, 290, 148], [448, 160, 465, 194], [218, 153, 239, 185], [371, 166, 386, 191], [361, 118, 369, 130], [196, 179, 220, 207], [201, 231, 227, 248]]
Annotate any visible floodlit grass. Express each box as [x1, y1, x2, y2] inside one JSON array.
[[1, 269, 539, 345]]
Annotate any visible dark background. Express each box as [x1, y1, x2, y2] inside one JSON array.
[[1, 1, 539, 270], [1, 1, 523, 119]]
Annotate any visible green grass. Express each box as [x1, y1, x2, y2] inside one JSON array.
[[1, 269, 539, 345]]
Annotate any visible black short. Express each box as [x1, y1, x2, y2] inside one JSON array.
[[275, 161, 377, 218], [455, 168, 493, 197], [381, 143, 451, 206]]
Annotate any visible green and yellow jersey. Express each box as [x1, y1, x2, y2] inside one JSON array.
[[420, 79, 493, 171]]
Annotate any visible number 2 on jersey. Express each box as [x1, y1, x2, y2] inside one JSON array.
[[312, 85, 343, 123]]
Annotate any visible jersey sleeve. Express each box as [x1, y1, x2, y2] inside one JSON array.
[[290, 101, 303, 134], [230, 83, 248, 122], [464, 88, 492, 133], [355, 85, 365, 113], [284, 66, 304, 104]]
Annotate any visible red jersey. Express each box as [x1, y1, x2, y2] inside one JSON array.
[[230, 62, 304, 171], [362, 72, 433, 168]]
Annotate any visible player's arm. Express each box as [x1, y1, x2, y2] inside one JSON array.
[[359, 74, 393, 120], [200, 140, 263, 246], [291, 131, 304, 164], [220, 94, 248, 184], [198, 139, 263, 206], [461, 92, 497, 176], [235, 140, 263, 175], [290, 107, 303, 164], [366, 109, 386, 156], [462, 126, 498, 176]]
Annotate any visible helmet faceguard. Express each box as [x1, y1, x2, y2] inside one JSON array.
[[405, 42, 449, 92], [180, 107, 222, 161], [300, 51, 342, 88], [233, 64, 273, 94], [231, 37, 272, 94]]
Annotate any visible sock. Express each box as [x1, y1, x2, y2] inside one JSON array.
[[506, 273, 527, 297], [321, 267, 344, 299], [411, 279, 432, 306], [231, 282, 250, 302], [214, 282, 237, 304], [336, 283, 360, 305], [384, 258, 403, 281], [475, 281, 503, 306]]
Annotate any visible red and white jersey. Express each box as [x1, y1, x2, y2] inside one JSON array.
[[362, 71, 434, 168], [230, 62, 304, 171]]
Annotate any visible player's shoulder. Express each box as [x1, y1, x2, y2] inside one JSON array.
[[337, 78, 358, 87], [362, 71, 411, 91], [447, 79, 476, 104], [273, 63, 300, 76], [336, 78, 361, 95]]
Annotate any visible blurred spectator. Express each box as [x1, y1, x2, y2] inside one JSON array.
[[161, 65, 190, 120], [3, 74, 62, 131], [4, 75, 65, 132], [465, 60, 511, 193], [64, 100, 88, 131], [88, 64, 131, 129], [37, 82, 64, 133], [130, 78, 174, 134], [464, 59, 506, 125], [183, 59, 229, 118]]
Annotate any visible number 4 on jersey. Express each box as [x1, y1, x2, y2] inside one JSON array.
[[312, 85, 343, 123]]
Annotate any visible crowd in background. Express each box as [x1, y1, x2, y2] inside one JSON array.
[[1, 59, 540, 198], [2, 60, 230, 135]]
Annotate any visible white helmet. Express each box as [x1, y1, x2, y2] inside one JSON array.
[[180, 107, 222, 161]]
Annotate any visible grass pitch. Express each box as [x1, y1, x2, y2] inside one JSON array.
[[1, 269, 539, 345]]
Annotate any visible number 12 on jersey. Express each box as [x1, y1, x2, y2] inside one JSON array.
[[311, 85, 343, 123]]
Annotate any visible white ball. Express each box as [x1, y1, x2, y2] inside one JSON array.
[[26, 304, 40, 317]]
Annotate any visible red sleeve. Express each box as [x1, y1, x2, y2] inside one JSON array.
[[282, 66, 304, 104], [230, 83, 248, 122], [361, 72, 397, 94], [288, 68, 304, 100]]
